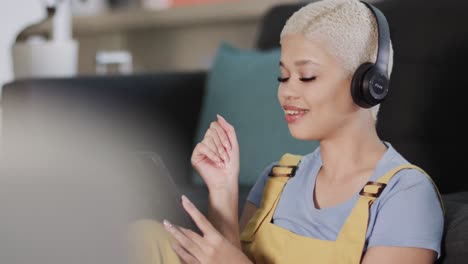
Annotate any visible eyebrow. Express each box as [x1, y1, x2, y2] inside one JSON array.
[[279, 60, 320, 68]]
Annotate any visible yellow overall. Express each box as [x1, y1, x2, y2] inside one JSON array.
[[240, 153, 444, 264]]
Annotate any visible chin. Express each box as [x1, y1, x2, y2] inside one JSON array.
[[288, 126, 318, 141]]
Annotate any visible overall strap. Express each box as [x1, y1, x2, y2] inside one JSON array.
[[269, 153, 303, 178], [240, 153, 302, 241], [372, 164, 445, 214], [336, 164, 444, 263]]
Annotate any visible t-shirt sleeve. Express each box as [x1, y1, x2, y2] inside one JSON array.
[[245, 161, 278, 208], [367, 169, 445, 260]]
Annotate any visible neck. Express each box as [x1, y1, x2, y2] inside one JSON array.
[[318, 116, 387, 183]]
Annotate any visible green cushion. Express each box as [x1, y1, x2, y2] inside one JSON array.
[[192, 42, 319, 186]]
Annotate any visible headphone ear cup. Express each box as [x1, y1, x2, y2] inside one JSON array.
[[351, 62, 375, 108]]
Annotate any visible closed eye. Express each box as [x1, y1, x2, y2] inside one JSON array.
[[277, 76, 316, 83], [300, 76, 316, 82]]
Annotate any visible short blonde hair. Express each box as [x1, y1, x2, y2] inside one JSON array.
[[280, 0, 394, 121]]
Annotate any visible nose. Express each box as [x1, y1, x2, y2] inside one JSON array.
[[278, 81, 301, 101]]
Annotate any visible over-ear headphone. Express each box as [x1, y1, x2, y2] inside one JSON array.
[[351, 1, 391, 109]]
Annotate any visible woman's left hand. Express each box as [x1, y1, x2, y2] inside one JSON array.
[[163, 195, 252, 264]]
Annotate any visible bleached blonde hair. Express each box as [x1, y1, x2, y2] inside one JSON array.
[[280, 0, 394, 121]]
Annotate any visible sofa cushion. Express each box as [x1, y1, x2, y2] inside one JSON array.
[[192, 42, 319, 186], [438, 192, 468, 263]]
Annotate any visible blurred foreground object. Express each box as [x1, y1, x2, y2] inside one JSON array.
[[0, 89, 191, 263]]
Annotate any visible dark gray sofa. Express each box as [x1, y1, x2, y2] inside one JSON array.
[[2, 1, 467, 263]]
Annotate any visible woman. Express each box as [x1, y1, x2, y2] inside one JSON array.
[[161, 0, 444, 263]]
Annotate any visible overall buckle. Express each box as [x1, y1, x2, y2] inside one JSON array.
[[268, 165, 298, 178], [359, 181, 387, 198]]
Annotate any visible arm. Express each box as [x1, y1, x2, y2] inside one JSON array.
[[207, 188, 241, 248], [194, 108, 274, 248], [361, 247, 437, 264], [208, 160, 274, 247], [206, 194, 258, 249], [239, 201, 258, 233], [190, 114, 242, 247], [361, 169, 444, 263], [205, 142, 277, 244]]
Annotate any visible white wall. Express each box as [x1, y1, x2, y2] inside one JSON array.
[[0, 0, 44, 148], [0, 0, 44, 88]]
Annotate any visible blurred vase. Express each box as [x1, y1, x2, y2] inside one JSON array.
[[12, 0, 79, 79], [12, 39, 79, 79]]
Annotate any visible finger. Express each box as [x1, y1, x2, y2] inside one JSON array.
[[179, 226, 204, 246], [216, 114, 236, 151], [181, 195, 217, 236], [210, 120, 231, 152], [203, 129, 220, 155], [163, 220, 203, 260], [203, 130, 224, 162], [192, 141, 220, 164], [171, 242, 200, 264], [207, 123, 227, 162], [202, 138, 225, 168], [205, 132, 226, 163], [196, 142, 223, 167], [210, 122, 230, 162]]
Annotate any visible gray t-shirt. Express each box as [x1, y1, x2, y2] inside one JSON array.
[[246, 142, 444, 259]]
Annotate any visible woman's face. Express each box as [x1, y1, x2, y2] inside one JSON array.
[[278, 33, 358, 141]]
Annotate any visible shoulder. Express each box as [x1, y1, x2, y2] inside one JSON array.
[[246, 149, 319, 207], [367, 145, 444, 258], [370, 143, 444, 230], [378, 167, 443, 211], [376, 145, 442, 208]]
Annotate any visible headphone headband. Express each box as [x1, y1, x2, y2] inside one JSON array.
[[350, 1, 392, 108], [360, 1, 391, 78]]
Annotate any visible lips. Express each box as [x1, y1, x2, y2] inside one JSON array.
[[283, 105, 309, 124], [283, 105, 309, 111], [283, 105, 309, 115]]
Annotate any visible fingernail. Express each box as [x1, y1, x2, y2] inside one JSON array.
[[163, 219, 172, 228], [181, 194, 190, 205], [217, 114, 227, 123]]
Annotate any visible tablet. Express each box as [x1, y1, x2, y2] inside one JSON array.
[[131, 151, 201, 235]]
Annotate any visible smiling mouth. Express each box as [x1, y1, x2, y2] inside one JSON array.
[[284, 109, 310, 115], [284, 109, 309, 124]]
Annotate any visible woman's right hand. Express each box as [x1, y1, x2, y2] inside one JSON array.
[[191, 114, 240, 193]]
